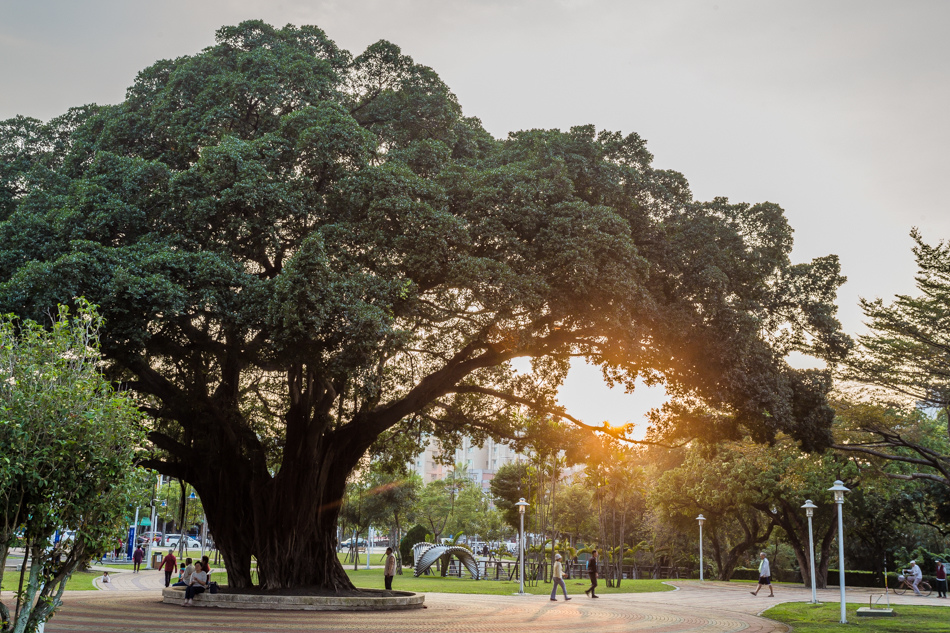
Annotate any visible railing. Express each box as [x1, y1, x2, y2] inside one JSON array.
[[427, 558, 689, 584]]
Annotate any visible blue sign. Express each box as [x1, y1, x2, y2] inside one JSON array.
[[127, 527, 136, 559]]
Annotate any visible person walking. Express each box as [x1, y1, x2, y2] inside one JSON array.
[[935, 560, 947, 598], [384, 547, 397, 590], [159, 549, 178, 588], [132, 545, 145, 573], [751, 552, 774, 597], [584, 550, 599, 598], [550, 553, 571, 601]]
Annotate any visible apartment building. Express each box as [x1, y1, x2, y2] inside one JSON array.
[[408, 435, 526, 493]]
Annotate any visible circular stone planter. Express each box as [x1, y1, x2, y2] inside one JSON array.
[[162, 587, 424, 611]]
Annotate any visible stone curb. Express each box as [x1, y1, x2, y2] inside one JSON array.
[[161, 586, 425, 611]]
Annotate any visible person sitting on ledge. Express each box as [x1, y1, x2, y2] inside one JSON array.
[[183, 562, 208, 606], [173, 558, 194, 587]]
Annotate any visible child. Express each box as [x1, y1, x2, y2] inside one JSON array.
[[101, 571, 110, 584], [177, 563, 186, 583]]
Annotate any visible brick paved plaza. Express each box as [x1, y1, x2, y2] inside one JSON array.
[[31, 569, 949, 633]]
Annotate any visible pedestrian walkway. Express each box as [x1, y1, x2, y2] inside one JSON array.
[[39, 578, 950, 633], [89, 567, 166, 592]]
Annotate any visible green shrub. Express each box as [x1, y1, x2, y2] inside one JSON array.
[[400, 524, 428, 565]]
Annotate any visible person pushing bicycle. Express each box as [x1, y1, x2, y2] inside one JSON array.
[[904, 560, 924, 596]]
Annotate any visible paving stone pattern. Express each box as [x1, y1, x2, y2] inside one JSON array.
[[37, 572, 950, 633]]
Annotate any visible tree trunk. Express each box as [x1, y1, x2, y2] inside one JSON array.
[[816, 521, 838, 589], [190, 431, 360, 592], [709, 516, 773, 581]]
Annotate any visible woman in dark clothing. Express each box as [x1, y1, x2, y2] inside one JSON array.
[[183, 562, 208, 606]]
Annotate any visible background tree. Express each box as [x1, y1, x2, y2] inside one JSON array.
[[585, 440, 648, 586], [154, 479, 205, 537], [490, 462, 533, 531], [360, 465, 420, 573], [0, 302, 141, 633], [340, 475, 377, 569], [469, 506, 512, 558], [415, 478, 461, 547], [444, 482, 487, 538], [838, 231, 950, 484], [400, 524, 427, 566], [652, 442, 774, 581], [553, 483, 597, 548], [0, 20, 849, 593]]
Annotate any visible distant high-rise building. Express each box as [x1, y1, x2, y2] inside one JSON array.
[[408, 435, 526, 494]]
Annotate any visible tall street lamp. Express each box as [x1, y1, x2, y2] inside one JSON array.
[[801, 500, 818, 604], [366, 526, 372, 570], [515, 497, 529, 595], [828, 480, 850, 623], [696, 514, 705, 582], [145, 473, 161, 566]]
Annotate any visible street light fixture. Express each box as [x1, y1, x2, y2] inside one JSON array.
[[828, 480, 850, 623], [696, 514, 705, 582], [801, 500, 818, 604], [515, 497, 529, 595]]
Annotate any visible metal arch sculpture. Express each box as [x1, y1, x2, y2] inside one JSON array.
[[412, 543, 481, 579], [412, 542, 436, 566]]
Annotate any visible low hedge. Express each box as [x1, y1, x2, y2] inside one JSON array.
[[729, 567, 936, 588], [730, 568, 801, 583], [827, 571, 937, 589]]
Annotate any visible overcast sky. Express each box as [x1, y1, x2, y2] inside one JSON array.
[[2, 0, 948, 432]]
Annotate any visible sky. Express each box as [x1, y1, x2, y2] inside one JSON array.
[[2, 0, 948, 434]]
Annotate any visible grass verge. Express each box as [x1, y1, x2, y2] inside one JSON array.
[[214, 565, 672, 596], [342, 566, 673, 595], [1, 570, 101, 592], [764, 602, 950, 633]]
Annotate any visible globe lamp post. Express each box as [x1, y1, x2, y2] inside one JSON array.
[[515, 498, 529, 595], [696, 514, 705, 582], [828, 480, 850, 623], [802, 499, 818, 604]]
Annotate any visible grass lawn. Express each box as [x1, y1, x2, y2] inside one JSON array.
[[214, 565, 672, 596], [342, 566, 673, 596], [1, 570, 101, 592], [338, 551, 388, 567], [764, 602, 950, 633]]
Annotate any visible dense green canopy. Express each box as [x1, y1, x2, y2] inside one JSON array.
[[0, 20, 849, 590], [837, 231, 950, 487]]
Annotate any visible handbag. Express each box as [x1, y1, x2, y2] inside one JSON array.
[[209, 581, 219, 594]]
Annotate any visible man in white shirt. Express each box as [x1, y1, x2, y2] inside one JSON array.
[[550, 553, 571, 601], [751, 552, 774, 597], [909, 560, 923, 596]]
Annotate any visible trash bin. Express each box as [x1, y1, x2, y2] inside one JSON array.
[[152, 553, 164, 570]]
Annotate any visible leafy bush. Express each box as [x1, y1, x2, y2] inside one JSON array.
[[400, 524, 428, 565]]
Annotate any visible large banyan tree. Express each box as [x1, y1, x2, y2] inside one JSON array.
[[0, 21, 850, 591]]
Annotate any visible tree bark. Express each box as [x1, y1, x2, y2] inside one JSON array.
[[159, 408, 365, 592], [708, 515, 773, 581]]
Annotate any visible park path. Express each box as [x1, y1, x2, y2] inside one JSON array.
[[37, 575, 950, 633]]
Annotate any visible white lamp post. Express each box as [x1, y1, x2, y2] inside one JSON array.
[[696, 514, 705, 582], [828, 480, 850, 623], [366, 526, 372, 570], [515, 497, 529, 595], [802, 500, 818, 604], [145, 473, 161, 567], [180, 489, 196, 559]]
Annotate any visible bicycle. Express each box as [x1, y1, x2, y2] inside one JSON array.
[[893, 572, 932, 596]]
